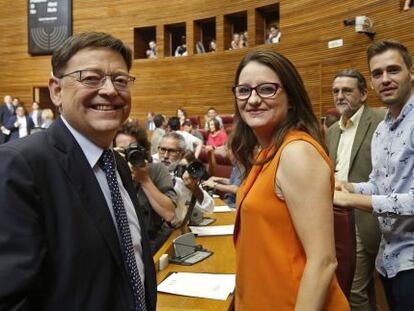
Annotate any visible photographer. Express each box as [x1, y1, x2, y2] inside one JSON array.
[[154, 132, 214, 226], [114, 122, 177, 254]]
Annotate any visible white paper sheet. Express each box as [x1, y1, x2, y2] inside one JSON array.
[[213, 205, 234, 213], [157, 272, 236, 300], [189, 225, 234, 236]]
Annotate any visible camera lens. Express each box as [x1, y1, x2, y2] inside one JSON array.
[[128, 150, 147, 167], [125, 143, 149, 167], [186, 161, 205, 179]]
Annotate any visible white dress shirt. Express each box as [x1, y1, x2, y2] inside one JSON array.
[[61, 117, 145, 284], [335, 105, 365, 181]]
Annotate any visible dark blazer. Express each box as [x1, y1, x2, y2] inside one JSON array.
[[5, 115, 35, 140], [0, 103, 14, 125], [0, 118, 157, 311], [0, 103, 14, 143], [327, 105, 385, 254], [29, 110, 42, 127]]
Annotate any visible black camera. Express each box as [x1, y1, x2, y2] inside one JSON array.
[[174, 161, 205, 180], [124, 143, 151, 167], [343, 19, 355, 26]]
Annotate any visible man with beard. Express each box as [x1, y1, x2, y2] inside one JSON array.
[[334, 40, 414, 310], [328, 69, 384, 310], [154, 132, 214, 226]]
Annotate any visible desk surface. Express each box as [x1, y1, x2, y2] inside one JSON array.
[[154, 207, 236, 311]]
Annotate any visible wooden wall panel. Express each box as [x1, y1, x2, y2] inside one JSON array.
[[0, 0, 413, 123]]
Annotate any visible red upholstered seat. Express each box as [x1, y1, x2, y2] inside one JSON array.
[[209, 151, 233, 198], [333, 207, 356, 299], [197, 148, 213, 176], [198, 129, 209, 142], [325, 108, 341, 119], [210, 151, 232, 179], [187, 115, 201, 129], [220, 114, 234, 134]]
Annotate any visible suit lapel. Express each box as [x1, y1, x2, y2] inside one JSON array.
[[49, 119, 125, 272], [328, 125, 342, 167], [349, 107, 371, 168]]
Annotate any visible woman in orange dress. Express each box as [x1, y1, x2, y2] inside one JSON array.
[[230, 50, 350, 310]]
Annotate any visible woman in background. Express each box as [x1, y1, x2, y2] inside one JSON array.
[[230, 50, 349, 310], [205, 118, 228, 151], [176, 107, 187, 130]]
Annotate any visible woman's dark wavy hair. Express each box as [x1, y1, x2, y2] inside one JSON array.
[[208, 118, 221, 132], [229, 50, 325, 179]]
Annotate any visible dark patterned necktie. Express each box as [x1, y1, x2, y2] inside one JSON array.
[[99, 150, 147, 311]]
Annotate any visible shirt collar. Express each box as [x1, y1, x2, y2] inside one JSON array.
[[384, 94, 414, 131], [61, 116, 106, 168], [339, 104, 365, 131]]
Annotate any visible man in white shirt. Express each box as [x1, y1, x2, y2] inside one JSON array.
[[327, 69, 384, 310], [204, 107, 223, 130], [30, 101, 43, 127], [5, 105, 34, 140], [168, 116, 202, 158]]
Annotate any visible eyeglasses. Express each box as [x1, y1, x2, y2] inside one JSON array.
[[158, 146, 181, 155], [59, 69, 135, 91], [232, 83, 282, 100]]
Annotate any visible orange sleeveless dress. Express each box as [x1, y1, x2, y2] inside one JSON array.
[[234, 130, 349, 310]]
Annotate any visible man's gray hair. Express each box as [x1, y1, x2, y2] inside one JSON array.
[[161, 132, 187, 152]]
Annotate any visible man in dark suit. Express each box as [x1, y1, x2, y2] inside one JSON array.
[[0, 32, 156, 310], [29, 101, 43, 127], [0, 95, 14, 143], [5, 105, 35, 140], [327, 69, 384, 311]]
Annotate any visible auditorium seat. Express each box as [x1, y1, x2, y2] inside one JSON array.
[[187, 115, 201, 129], [333, 207, 356, 299], [220, 114, 234, 134], [198, 148, 213, 176], [210, 150, 232, 179], [209, 150, 233, 198], [325, 108, 341, 119], [198, 129, 209, 142]]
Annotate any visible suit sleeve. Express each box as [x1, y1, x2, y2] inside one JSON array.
[[0, 145, 46, 310], [27, 117, 34, 131], [4, 116, 17, 130], [0, 107, 4, 126]]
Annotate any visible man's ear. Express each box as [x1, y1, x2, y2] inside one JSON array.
[[410, 66, 414, 82], [361, 89, 368, 102], [48, 77, 63, 108]]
